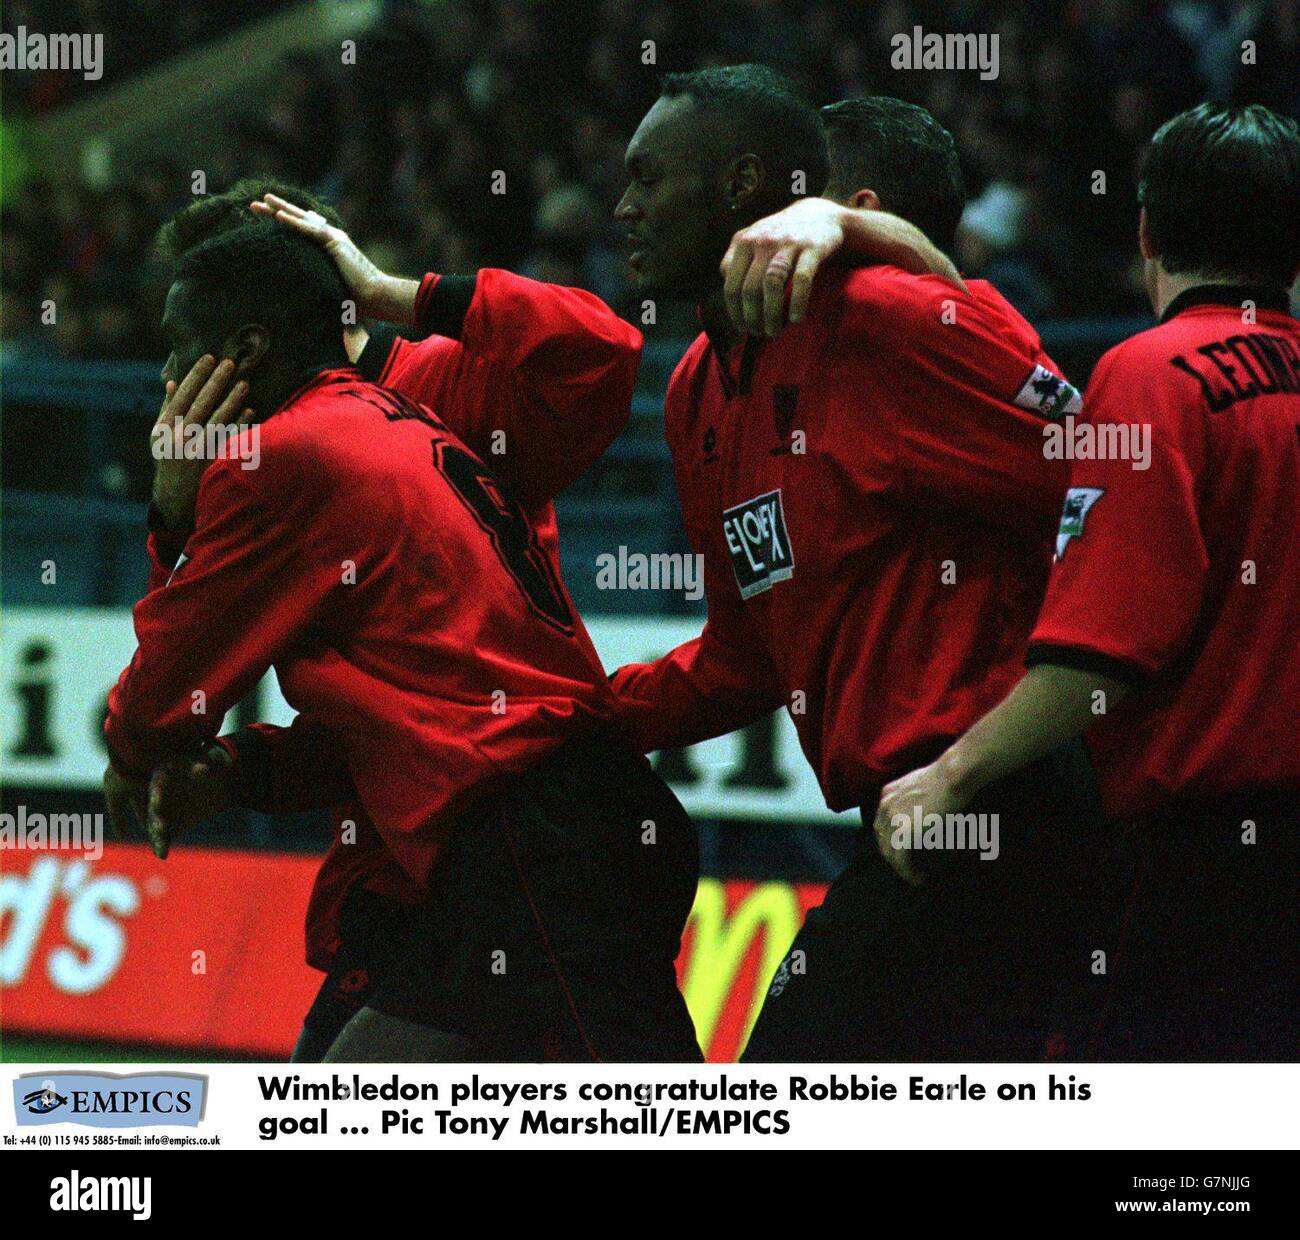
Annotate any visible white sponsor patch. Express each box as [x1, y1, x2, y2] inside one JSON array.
[[722, 489, 794, 599], [1055, 486, 1104, 557], [1015, 364, 1083, 419]]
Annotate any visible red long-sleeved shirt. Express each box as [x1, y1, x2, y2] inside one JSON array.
[[1027, 285, 1300, 816], [117, 270, 641, 968], [612, 264, 1076, 810]]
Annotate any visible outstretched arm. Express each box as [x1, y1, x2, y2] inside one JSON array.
[[870, 663, 1128, 883], [140, 717, 356, 859], [721, 197, 966, 337], [252, 192, 641, 508]]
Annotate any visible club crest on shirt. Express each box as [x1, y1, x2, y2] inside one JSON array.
[[1055, 486, 1104, 557], [1014, 365, 1083, 419], [722, 489, 794, 598]]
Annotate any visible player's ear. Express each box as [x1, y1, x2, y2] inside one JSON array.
[[1137, 207, 1156, 261], [723, 153, 764, 214], [849, 188, 881, 212], [224, 324, 270, 375]]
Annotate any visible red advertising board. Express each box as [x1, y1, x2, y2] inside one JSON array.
[[1, 843, 826, 1061]]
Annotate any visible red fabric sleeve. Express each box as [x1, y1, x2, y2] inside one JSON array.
[[838, 268, 1072, 529], [213, 716, 355, 814], [381, 269, 642, 507], [105, 453, 338, 778], [610, 356, 784, 751], [1028, 346, 1209, 676], [145, 530, 186, 592], [610, 592, 784, 753]]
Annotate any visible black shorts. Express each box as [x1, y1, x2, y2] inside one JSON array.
[[743, 742, 1298, 1063], [743, 741, 1108, 1062], [1080, 789, 1298, 1061], [300, 730, 702, 1063], [293, 884, 415, 1063]]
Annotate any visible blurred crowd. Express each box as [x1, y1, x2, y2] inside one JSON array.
[[3, 0, 1297, 359]]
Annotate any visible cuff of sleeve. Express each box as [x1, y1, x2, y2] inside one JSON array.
[[104, 726, 153, 784], [413, 272, 478, 339], [214, 730, 271, 809], [1025, 641, 1152, 686], [355, 322, 402, 383], [146, 500, 192, 547]]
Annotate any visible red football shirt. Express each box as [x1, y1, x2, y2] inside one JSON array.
[[613, 264, 1077, 810], [108, 368, 620, 867], [131, 267, 639, 967], [1027, 285, 1300, 816]]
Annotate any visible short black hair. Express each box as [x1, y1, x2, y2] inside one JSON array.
[[659, 64, 829, 209], [174, 219, 348, 364], [1138, 102, 1300, 287], [156, 177, 345, 264], [821, 97, 965, 255]]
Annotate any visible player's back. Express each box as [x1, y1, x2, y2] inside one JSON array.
[[1032, 291, 1300, 811], [252, 367, 619, 881]]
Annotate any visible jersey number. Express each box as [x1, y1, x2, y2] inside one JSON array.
[[434, 441, 575, 633], [348, 382, 575, 634]]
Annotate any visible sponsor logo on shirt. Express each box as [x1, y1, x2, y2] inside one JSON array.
[[1055, 486, 1104, 557], [1014, 364, 1083, 419], [722, 490, 794, 599]]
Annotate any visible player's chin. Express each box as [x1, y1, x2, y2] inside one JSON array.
[[627, 250, 653, 286]]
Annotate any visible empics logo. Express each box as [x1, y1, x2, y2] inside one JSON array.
[[14, 1071, 206, 1128], [722, 490, 794, 599], [50, 1172, 152, 1221], [23, 1084, 68, 1114]]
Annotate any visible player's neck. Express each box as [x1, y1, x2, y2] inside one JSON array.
[[1151, 267, 1255, 319], [249, 354, 347, 421]]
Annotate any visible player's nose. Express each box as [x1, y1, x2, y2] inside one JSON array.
[[613, 190, 639, 221]]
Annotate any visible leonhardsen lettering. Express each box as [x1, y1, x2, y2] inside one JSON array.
[[1169, 332, 1300, 412]]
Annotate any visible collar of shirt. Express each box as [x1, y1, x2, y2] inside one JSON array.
[[699, 305, 767, 399], [271, 364, 364, 418], [1160, 283, 1293, 325]]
